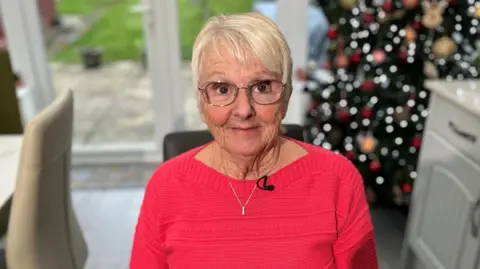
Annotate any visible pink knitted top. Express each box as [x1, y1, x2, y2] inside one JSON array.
[[130, 140, 378, 269]]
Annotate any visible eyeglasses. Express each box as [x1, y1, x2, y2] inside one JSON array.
[[198, 79, 285, 107]]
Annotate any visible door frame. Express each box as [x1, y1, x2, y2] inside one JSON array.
[[0, 0, 184, 165]]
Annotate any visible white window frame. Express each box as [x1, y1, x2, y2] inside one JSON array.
[[0, 0, 184, 165]]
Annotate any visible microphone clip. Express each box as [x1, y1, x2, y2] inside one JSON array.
[[256, 175, 275, 191]]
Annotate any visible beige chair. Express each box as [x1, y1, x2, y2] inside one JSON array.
[[5, 89, 88, 269]]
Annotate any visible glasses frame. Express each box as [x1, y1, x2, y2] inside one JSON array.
[[197, 79, 286, 107]]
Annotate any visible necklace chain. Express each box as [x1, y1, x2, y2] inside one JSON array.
[[227, 179, 257, 216]]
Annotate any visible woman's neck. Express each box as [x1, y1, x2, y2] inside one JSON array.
[[214, 138, 284, 180]]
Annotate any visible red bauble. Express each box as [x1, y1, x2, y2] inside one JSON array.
[[351, 52, 361, 64], [345, 151, 355, 160], [336, 108, 350, 123], [361, 107, 373, 119], [383, 0, 393, 12], [402, 184, 412, 193], [412, 20, 422, 30], [369, 161, 381, 172], [327, 27, 338, 40], [411, 137, 422, 149], [398, 50, 408, 62], [362, 12, 375, 24], [360, 80, 375, 92]]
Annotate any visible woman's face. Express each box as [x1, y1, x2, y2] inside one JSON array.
[[198, 49, 286, 157]]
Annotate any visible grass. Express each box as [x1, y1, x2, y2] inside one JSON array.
[[52, 0, 253, 63]]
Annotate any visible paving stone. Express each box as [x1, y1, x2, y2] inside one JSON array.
[[50, 60, 206, 146]]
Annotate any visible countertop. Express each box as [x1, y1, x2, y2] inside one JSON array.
[[425, 79, 480, 118]]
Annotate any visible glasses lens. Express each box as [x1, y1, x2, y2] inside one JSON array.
[[250, 80, 283, 104], [204, 82, 237, 106]]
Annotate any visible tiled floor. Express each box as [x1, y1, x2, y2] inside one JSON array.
[[73, 188, 406, 269]]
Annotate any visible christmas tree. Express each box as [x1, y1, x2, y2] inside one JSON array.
[[303, 0, 480, 206]]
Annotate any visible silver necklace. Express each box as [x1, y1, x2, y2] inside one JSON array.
[[227, 179, 257, 216]]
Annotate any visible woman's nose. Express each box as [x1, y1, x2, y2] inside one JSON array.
[[232, 88, 255, 119]]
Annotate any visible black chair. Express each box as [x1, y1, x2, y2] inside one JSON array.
[[163, 124, 304, 162]]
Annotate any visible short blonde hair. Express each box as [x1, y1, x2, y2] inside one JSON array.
[[191, 12, 293, 104]]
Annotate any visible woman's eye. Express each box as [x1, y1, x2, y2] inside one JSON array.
[[253, 81, 271, 93], [217, 86, 229, 94], [210, 83, 230, 95]]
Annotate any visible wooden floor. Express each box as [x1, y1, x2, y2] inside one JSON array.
[[72, 188, 407, 269]]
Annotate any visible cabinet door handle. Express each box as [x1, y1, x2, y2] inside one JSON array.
[[471, 198, 480, 238], [448, 121, 477, 144]]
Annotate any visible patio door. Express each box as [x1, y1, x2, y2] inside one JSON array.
[[0, 0, 184, 164]]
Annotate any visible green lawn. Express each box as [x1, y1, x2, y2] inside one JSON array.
[[53, 0, 253, 63]]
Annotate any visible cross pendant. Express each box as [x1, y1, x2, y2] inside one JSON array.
[[242, 207, 245, 216]]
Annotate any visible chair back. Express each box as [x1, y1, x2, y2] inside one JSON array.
[[6, 90, 88, 269], [163, 124, 304, 162]]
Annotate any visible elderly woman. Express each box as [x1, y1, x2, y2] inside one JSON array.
[[130, 12, 378, 269]]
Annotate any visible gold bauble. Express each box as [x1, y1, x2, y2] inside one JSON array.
[[340, 0, 358, 10], [432, 37, 457, 58], [474, 7, 480, 18]]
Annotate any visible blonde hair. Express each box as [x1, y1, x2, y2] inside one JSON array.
[[191, 12, 293, 104]]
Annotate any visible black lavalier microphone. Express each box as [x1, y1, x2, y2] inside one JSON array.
[[256, 175, 275, 191]]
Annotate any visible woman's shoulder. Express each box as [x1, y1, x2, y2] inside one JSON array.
[[147, 145, 204, 187], [294, 140, 357, 172], [287, 140, 362, 186]]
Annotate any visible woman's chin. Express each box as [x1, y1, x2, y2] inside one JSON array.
[[225, 142, 264, 157]]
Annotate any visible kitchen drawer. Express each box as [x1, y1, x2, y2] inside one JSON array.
[[427, 93, 480, 164]]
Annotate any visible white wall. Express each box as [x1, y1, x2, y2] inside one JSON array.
[[276, 0, 310, 125]]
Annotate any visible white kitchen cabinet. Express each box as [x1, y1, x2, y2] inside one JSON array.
[[401, 80, 480, 269]]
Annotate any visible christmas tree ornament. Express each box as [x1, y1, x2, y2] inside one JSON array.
[[357, 133, 378, 153], [421, 0, 448, 29], [336, 107, 351, 123], [432, 36, 457, 58], [335, 54, 350, 69], [410, 135, 422, 149], [402, 183, 412, 193], [369, 160, 381, 172], [340, 0, 358, 10], [404, 26, 417, 42], [351, 50, 362, 64], [334, 40, 350, 69], [304, 0, 479, 207], [327, 26, 338, 40], [403, 0, 419, 9], [362, 12, 375, 25], [372, 49, 386, 65], [473, 6, 480, 18], [423, 61, 439, 78], [397, 49, 409, 62], [360, 80, 375, 92], [361, 107, 373, 119], [382, 0, 394, 12]]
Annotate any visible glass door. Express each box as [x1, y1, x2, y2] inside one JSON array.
[[0, 0, 184, 164]]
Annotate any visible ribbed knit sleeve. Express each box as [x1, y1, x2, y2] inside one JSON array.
[[333, 160, 379, 269], [130, 171, 168, 269]]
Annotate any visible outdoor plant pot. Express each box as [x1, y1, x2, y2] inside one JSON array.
[[80, 47, 103, 69]]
